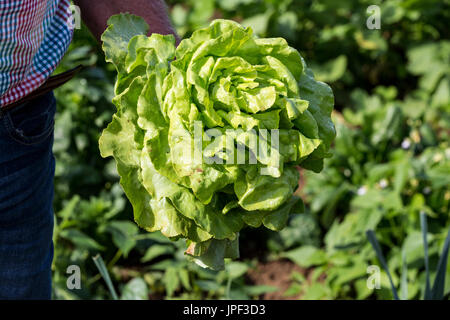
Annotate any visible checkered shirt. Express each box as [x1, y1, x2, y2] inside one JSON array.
[[0, 0, 73, 107]]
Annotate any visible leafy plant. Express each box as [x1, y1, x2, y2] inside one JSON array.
[[98, 14, 335, 269], [367, 212, 450, 300]]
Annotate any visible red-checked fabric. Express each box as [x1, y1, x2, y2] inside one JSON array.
[[0, 0, 73, 108]]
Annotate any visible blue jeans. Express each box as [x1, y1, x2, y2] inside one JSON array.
[[0, 92, 56, 300]]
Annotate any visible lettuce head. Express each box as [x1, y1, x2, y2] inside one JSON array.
[[99, 14, 335, 269]]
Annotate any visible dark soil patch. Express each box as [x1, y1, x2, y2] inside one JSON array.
[[247, 260, 307, 300], [238, 227, 273, 260]]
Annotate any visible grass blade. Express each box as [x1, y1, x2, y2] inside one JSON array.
[[431, 228, 450, 300], [366, 230, 399, 300], [93, 254, 119, 300], [420, 212, 431, 299], [400, 249, 408, 300]]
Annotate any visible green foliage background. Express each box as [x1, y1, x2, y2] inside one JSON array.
[[51, 0, 449, 299]]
